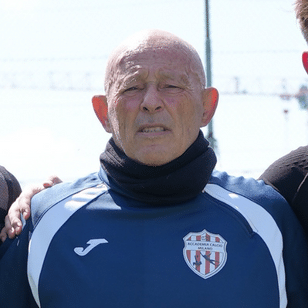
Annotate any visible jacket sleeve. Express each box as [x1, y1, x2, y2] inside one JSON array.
[[0, 221, 38, 308], [259, 146, 308, 240]]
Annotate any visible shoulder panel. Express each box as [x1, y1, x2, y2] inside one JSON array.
[[30, 172, 102, 228], [28, 183, 108, 307]]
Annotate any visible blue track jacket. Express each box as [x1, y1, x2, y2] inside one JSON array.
[[0, 169, 307, 307]]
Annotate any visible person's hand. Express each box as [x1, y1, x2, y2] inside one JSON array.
[[0, 175, 62, 242]]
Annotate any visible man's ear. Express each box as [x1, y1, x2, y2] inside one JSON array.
[[303, 52, 308, 74], [92, 95, 111, 132], [201, 87, 219, 127]]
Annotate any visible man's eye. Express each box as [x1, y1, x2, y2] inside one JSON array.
[[166, 85, 178, 88], [124, 86, 138, 92], [163, 84, 183, 93]]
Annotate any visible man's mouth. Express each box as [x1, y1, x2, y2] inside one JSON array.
[[141, 127, 166, 133]]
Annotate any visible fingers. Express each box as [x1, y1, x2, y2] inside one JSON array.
[[5, 212, 22, 239], [1, 210, 22, 241], [43, 175, 62, 188], [5, 185, 39, 239], [3, 185, 40, 240], [1, 175, 62, 242]]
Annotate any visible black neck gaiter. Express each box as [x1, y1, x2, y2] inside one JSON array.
[[100, 131, 217, 205]]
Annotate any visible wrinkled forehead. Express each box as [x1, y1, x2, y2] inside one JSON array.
[[118, 46, 192, 74], [105, 40, 205, 93]]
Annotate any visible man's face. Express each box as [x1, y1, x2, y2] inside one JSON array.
[[105, 46, 209, 166]]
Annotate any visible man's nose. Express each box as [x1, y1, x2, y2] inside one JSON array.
[[140, 85, 163, 113]]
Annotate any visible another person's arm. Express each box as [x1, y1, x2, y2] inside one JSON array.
[[0, 176, 62, 242], [259, 146, 308, 237]]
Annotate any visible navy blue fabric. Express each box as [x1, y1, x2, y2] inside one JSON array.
[[0, 223, 37, 308], [0, 169, 307, 307], [100, 131, 217, 205]]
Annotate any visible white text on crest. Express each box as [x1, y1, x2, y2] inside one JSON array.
[[186, 241, 225, 252]]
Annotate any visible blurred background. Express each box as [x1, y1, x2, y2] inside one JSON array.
[[0, 0, 307, 187]]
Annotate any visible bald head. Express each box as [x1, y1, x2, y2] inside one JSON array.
[[295, 0, 308, 43], [104, 30, 206, 96]]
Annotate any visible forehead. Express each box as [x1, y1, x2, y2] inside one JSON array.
[[105, 36, 206, 94], [117, 47, 192, 78]]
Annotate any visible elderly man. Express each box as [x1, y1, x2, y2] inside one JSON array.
[[0, 30, 307, 307]]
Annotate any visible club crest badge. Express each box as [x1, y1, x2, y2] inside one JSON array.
[[183, 229, 227, 279]]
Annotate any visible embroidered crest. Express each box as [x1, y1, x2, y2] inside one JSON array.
[[183, 229, 227, 279]]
